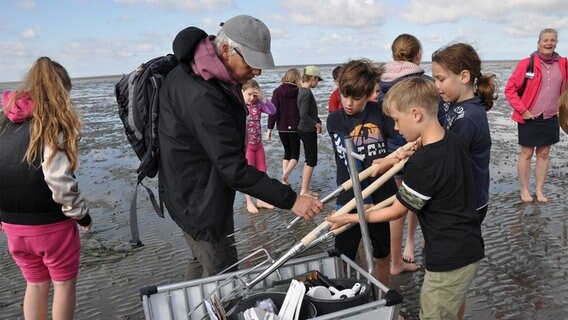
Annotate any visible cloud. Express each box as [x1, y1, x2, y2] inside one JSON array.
[[0, 41, 30, 57], [402, 0, 568, 24], [280, 0, 387, 28], [502, 12, 568, 37], [15, 0, 37, 10], [21, 28, 37, 39], [114, 0, 236, 12]]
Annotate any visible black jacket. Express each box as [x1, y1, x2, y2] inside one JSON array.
[[158, 27, 296, 243]]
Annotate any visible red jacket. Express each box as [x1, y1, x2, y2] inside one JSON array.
[[504, 54, 567, 124]]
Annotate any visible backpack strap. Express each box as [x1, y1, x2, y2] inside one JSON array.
[[518, 54, 535, 98]]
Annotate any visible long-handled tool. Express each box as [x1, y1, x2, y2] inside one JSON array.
[[245, 157, 407, 290], [302, 195, 396, 252], [285, 140, 415, 229]]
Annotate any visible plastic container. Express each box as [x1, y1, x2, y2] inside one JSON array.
[[304, 279, 370, 315], [232, 292, 317, 320]]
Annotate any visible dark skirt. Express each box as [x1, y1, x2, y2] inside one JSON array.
[[518, 115, 560, 146]]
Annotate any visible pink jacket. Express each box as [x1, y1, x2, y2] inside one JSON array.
[[504, 55, 567, 124]]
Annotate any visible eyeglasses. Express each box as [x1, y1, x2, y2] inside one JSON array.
[[232, 47, 246, 62]]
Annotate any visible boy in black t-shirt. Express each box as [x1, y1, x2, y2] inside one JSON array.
[[327, 59, 398, 286], [327, 77, 484, 320]]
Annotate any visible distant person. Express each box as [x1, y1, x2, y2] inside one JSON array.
[[328, 66, 342, 112], [380, 34, 430, 273], [326, 59, 397, 285], [432, 42, 495, 224], [242, 80, 276, 213], [0, 57, 92, 320], [504, 28, 568, 203], [267, 68, 302, 185], [159, 15, 323, 280], [298, 65, 323, 197], [327, 77, 484, 320]]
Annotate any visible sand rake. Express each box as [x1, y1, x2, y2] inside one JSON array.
[[245, 144, 408, 290]]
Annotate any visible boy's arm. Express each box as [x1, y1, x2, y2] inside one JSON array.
[[326, 198, 407, 228]]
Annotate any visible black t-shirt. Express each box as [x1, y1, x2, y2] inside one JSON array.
[[397, 130, 484, 272], [327, 102, 397, 208]]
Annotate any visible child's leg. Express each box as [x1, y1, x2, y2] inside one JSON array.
[[282, 133, 301, 184], [374, 256, 390, 287], [534, 145, 551, 202], [403, 212, 418, 263], [389, 214, 419, 276], [517, 145, 535, 202], [24, 281, 50, 320], [245, 195, 259, 213], [52, 278, 77, 320], [299, 132, 318, 197], [245, 145, 259, 213], [254, 144, 274, 209], [300, 164, 316, 196]]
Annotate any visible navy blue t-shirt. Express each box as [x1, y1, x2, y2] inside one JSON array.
[[327, 102, 398, 208]]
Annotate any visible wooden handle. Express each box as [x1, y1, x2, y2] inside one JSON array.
[[339, 140, 415, 191]]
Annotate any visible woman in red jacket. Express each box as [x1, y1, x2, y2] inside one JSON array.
[[504, 28, 567, 203]]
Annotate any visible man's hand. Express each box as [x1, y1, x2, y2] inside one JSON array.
[[291, 194, 324, 220], [315, 123, 322, 134]]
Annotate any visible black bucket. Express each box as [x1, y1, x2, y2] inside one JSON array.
[[232, 292, 317, 320], [304, 279, 370, 315]]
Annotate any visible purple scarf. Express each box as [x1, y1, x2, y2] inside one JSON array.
[[535, 50, 560, 64]]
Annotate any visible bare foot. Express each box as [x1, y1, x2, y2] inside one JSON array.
[[256, 200, 275, 209], [281, 174, 289, 185], [402, 247, 415, 264], [390, 260, 420, 276], [246, 202, 259, 214], [520, 190, 534, 203], [535, 191, 548, 203]]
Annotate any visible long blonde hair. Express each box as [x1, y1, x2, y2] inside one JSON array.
[[10, 57, 81, 171]]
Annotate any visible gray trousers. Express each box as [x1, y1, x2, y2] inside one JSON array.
[[182, 231, 238, 280]]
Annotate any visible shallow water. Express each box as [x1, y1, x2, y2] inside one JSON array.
[[1, 61, 568, 319]]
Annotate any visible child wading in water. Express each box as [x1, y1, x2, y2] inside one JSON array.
[[243, 80, 277, 213]]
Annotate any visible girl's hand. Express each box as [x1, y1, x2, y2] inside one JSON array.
[[315, 123, 322, 134]]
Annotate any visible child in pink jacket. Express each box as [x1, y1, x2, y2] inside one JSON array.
[[243, 80, 277, 213]]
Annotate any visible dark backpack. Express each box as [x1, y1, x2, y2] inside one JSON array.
[[115, 54, 178, 247], [517, 54, 535, 98]]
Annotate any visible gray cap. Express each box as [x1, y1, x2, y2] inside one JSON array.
[[221, 15, 275, 69]]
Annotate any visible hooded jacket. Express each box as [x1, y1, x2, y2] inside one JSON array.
[[267, 82, 300, 132], [158, 27, 296, 243], [0, 91, 91, 226]]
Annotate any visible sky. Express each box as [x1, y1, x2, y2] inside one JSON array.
[[1, 0, 568, 82]]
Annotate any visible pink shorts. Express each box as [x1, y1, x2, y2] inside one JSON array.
[[3, 219, 81, 283]]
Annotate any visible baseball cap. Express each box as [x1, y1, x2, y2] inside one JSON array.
[[303, 65, 324, 81], [221, 15, 275, 69]]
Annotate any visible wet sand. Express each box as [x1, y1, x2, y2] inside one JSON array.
[[1, 69, 568, 319]]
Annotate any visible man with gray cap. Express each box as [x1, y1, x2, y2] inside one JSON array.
[[158, 15, 324, 279]]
